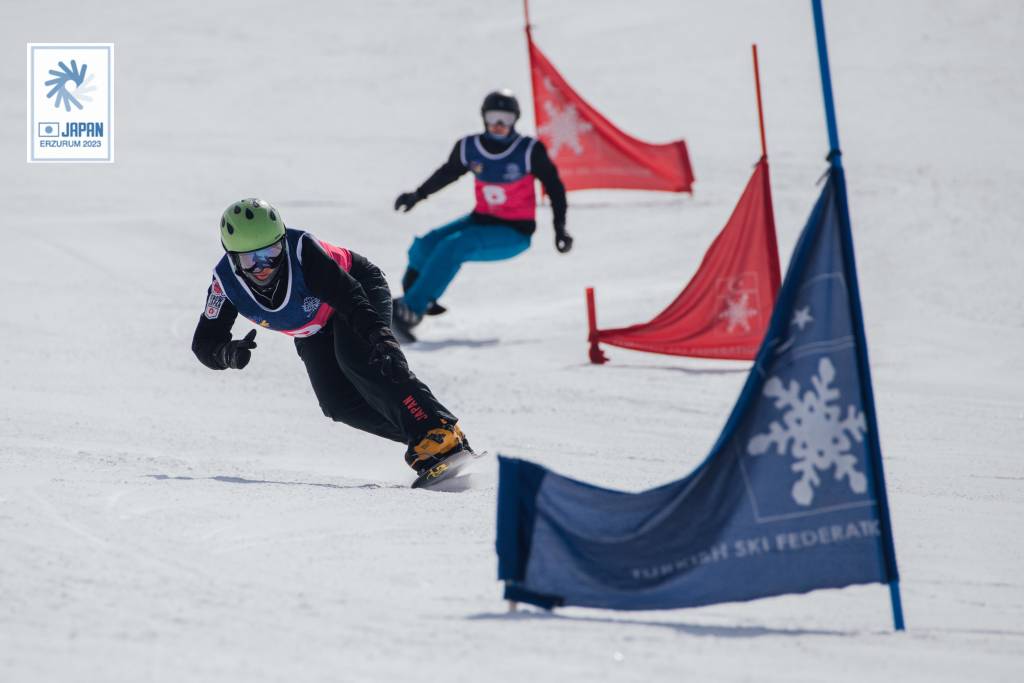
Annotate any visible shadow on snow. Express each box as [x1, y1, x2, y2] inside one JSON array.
[[466, 610, 859, 638], [145, 473, 406, 490]]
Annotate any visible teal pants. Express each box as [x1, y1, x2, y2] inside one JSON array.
[[403, 215, 531, 314]]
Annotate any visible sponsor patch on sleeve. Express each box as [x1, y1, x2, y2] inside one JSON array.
[[205, 284, 226, 319]]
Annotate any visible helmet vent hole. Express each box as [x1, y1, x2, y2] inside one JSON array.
[[220, 217, 225, 228], [233, 205, 241, 214], [269, 210, 277, 221], [225, 221, 235, 234], [245, 208, 254, 220]]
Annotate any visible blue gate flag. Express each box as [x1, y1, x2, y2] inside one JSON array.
[[497, 166, 900, 611]]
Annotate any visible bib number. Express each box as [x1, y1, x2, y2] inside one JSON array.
[[482, 185, 508, 206]]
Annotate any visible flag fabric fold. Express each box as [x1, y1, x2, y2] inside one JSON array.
[[497, 167, 899, 611], [592, 158, 781, 361], [527, 34, 694, 193]]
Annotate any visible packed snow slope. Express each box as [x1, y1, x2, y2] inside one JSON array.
[[1, 1, 1022, 681]]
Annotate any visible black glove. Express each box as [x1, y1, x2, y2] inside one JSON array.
[[394, 191, 421, 213], [367, 328, 412, 383], [554, 221, 573, 254], [214, 329, 257, 369]]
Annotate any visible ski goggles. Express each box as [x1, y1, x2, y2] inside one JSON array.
[[483, 110, 517, 127], [235, 239, 285, 271]]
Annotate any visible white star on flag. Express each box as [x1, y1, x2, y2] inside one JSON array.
[[537, 78, 593, 159], [719, 293, 758, 333], [792, 306, 814, 330]]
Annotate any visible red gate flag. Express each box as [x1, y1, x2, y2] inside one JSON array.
[[587, 44, 781, 362], [588, 157, 781, 361], [527, 35, 694, 193]]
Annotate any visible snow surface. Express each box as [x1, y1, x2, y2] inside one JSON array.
[[2, 0, 1023, 681]]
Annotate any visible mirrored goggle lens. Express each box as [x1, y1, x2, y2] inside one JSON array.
[[484, 110, 516, 127], [237, 241, 284, 270]]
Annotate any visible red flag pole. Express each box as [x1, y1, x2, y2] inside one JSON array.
[[585, 287, 609, 364], [752, 44, 782, 294], [752, 44, 768, 159], [523, 0, 547, 202]]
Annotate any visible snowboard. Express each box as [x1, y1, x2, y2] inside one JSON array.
[[392, 321, 417, 344], [411, 449, 488, 490], [392, 302, 446, 345]]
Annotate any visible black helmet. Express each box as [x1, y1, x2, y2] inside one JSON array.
[[481, 89, 521, 119]]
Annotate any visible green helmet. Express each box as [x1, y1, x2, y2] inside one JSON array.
[[220, 198, 285, 252]]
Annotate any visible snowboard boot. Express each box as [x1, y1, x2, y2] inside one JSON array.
[[401, 268, 419, 294], [392, 296, 423, 344], [401, 269, 446, 316], [404, 421, 470, 474]]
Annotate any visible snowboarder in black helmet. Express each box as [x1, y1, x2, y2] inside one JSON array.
[[391, 88, 570, 341], [191, 198, 471, 479]]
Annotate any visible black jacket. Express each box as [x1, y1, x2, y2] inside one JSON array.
[[415, 133, 567, 236], [192, 243, 390, 370]]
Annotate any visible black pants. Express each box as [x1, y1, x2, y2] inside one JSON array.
[[294, 256, 456, 444]]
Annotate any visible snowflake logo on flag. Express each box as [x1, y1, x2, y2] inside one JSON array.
[[747, 357, 868, 506], [718, 293, 758, 333], [537, 78, 593, 158]]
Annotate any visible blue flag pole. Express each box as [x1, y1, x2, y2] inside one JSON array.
[[811, 0, 841, 163], [811, 0, 905, 632]]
